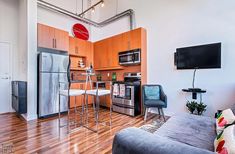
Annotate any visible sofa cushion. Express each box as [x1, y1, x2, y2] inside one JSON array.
[[154, 113, 216, 151], [216, 109, 235, 134], [214, 125, 235, 154]]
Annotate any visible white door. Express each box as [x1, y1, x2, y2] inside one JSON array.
[[0, 42, 12, 113]]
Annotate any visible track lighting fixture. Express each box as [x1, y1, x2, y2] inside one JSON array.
[[79, 0, 104, 17], [101, 0, 105, 7], [91, 7, 95, 13]]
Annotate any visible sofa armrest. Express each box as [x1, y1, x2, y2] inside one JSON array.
[[112, 127, 215, 154]]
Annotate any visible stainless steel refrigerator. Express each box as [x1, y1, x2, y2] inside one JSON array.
[[38, 49, 69, 118]]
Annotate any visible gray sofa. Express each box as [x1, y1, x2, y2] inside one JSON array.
[[112, 113, 216, 154]]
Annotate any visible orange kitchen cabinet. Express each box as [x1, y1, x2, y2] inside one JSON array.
[[69, 37, 94, 68], [69, 83, 84, 108], [69, 83, 94, 108], [69, 37, 93, 67], [105, 83, 112, 108], [38, 23, 54, 49], [99, 83, 112, 108], [94, 39, 112, 69], [110, 34, 123, 67], [38, 23, 69, 51], [69, 37, 77, 55], [76, 39, 86, 57], [54, 28, 69, 51], [85, 41, 93, 67], [121, 28, 141, 51], [93, 41, 103, 69], [130, 28, 142, 49]]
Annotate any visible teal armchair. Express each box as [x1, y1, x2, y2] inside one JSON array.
[[142, 85, 167, 121]]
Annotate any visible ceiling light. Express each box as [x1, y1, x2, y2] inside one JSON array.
[[101, 0, 105, 7]]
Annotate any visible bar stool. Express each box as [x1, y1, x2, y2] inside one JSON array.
[[85, 83, 112, 132], [59, 86, 85, 133]]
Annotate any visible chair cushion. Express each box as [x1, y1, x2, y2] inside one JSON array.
[[60, 89, 85, 96], [144, 86, 160, 100], [86, 89, 111, 96], [144, 100, 166, 108]]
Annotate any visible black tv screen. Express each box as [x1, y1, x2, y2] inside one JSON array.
[[175, 43, 221, 69]]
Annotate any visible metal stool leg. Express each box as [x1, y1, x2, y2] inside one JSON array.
[[109, 102, 112, 126], [81, 95, 85, 124]]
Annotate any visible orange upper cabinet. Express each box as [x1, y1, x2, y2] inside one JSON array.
[[69, 37, 94, 66], [93, 28, 144, 70], [94, 39, 111, 69], [38, 23, 69, 51], [86, 41, 94, 66], [122, 28, 141, 51], [54, 28, 69, 51], [110, 34, 122, 67], [94, 41, 103, 69], [69, 36, 77, 55], [38, 24, 54, 49]]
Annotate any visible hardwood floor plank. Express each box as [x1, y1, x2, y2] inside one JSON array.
[[0, 108, 168, 154]]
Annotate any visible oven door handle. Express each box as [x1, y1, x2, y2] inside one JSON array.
[[126, 86, 134, 89]]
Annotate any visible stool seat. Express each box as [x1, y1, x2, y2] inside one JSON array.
[[60, 89, 85, 96], [86, 89, 111, 96]]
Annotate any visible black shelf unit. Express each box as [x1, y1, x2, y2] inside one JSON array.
[[182, 88, 206, 100], [12, 81, 27, 114]]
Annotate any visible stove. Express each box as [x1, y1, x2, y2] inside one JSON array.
[[112, 72, 141, 116]]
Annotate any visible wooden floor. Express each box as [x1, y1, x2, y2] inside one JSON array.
[[0, 108, 167, 154]]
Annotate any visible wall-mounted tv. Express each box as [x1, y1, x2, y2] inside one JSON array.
[[175, 43, 221, 69]]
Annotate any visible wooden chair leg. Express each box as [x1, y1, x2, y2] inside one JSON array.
[[161, 108, 166, 122], [144, 108, 148, 121]]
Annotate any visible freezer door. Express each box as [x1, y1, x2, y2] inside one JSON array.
[[38, 72, 68, 117], [39, 52, 69, 73]]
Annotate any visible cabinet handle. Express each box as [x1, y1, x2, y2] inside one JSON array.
[[52, 39, 54, 48]]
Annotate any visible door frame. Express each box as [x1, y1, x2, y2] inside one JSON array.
[[0, 41, 13, 113]]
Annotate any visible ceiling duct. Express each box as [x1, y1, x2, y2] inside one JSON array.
[[37, 0, 135, 30]]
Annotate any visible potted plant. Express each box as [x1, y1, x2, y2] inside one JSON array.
[[196, 102, 207, 115], [186, 101, 197, 114]]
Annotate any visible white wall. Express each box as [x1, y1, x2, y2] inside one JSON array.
[[91, 0, 235, 116], [18, 0, 28, 80]]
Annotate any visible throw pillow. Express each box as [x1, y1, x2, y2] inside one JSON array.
[[216, 109, 235, 134], [214, 125, 235, 154]]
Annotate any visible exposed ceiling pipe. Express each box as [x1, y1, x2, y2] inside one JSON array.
[[37, 0, 135, 30]]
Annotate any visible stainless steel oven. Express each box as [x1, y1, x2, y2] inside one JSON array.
[[119, 49, 141, 65], [112, 73, 141, 116]]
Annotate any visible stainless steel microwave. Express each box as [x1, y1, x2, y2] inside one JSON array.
[[118, 49, 141, 65]]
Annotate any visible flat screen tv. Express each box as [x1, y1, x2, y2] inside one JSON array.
[[175, 43, 221, 69]]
